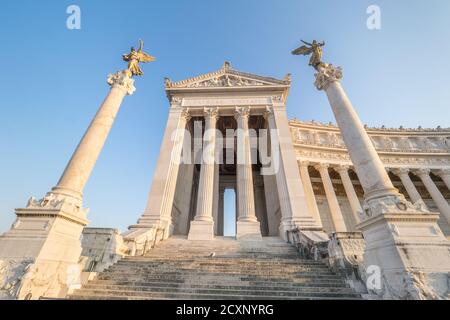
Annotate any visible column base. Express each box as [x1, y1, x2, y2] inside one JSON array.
[[357, 200, 450, 299], [188, 220, 214, 241], [236, 221, 262, 240]]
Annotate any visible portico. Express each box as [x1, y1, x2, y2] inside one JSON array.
[[126, 62, 322, 241]]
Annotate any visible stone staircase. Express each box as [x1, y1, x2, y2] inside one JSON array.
[[69, 236, 360, 300]]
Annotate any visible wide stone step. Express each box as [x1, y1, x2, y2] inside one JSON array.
[[108, 264, 330, 272], [89, 279, 347, 288], [96, 273, 345, 282], [70, 237, 359, 300], [119, 258, 322, 265], [70, 292, 360, 300], [99, 270, 337, 279], [83, 282, 352, 293], [70, 288, 360, 299]]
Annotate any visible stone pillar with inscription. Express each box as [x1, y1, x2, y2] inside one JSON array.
[[0, 70, 136, 300], [313, 62, 450, 299]]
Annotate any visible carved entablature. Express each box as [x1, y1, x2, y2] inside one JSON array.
[[291, 120, 450, 167]]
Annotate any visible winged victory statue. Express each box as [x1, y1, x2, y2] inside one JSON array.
[[122, 39, 156, 77], [291, 40, 325, 70]]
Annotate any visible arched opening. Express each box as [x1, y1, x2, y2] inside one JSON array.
[[223, 188, 236, 237]]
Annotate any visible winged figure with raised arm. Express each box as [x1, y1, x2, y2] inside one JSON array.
[[122, 39, 156, 77], [291, 40, 325, 70]]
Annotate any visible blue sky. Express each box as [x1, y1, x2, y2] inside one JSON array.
[[0, 0, 449, 235]]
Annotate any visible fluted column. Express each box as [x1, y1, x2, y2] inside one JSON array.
[[188, 108, 218, 240], [335, 165, 363, 224], [263, 107, 321, 238], [299, 161, 323, 227], [310, 62, 450, 299], [315, 65, 399, 202], [414, 168, 450, 224], [52, 71, 135, 204], [435, 169, 450, 191], [391, 168, 423, 204], [315, 163, 347, 232], [235, 106, 261, 239]]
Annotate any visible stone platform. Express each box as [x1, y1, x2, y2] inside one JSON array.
[[69, 236, 360, 300]]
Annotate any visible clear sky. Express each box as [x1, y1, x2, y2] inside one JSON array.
[[0, 0, 449, 235]]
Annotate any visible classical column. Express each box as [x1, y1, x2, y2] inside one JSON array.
[[299, 161, 323, 227], [435, 169, 450, 191], [313, 62, 450, 299], [235, 106, 261, 239], [188, 108, 219, 240], [315, 163, 347, 232], [0, 70, 135, 299], [127, 106, 191, 238], [263, 106, 322, 239], [391, 168, 423, 205], [315, 65, 398, 201], [52, 71, 135, 203], [414, 168, 450, 225], [334, 165, 363, 224]]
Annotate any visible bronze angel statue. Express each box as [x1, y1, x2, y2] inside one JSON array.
[[291, 40, 325, 70], [122, 40, 156, 76]]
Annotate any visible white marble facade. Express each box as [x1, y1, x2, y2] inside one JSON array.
[[128, 62, 450, 242], [1, 61, 450, 300], [291, 120, 450, 238]]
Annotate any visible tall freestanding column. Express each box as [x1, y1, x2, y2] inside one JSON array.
[[0, 70, 136, 299], [188, 108, 219, 240], [335, 165, 363, 224], [52, 71, 136, 202], [312, 62, 450, 299], [235, 107, 261, 239]]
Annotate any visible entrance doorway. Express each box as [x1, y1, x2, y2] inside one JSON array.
[[223, 188, 236, 236]]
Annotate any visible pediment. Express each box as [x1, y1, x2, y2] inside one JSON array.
[[165, 61, 291, 89]]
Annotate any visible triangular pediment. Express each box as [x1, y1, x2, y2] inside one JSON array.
[[165, 62, 291, 89]]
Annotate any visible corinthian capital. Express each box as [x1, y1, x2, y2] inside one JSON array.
[[413, 168, 431, 177], [334, 164, 350, 174], [181, 108, 191, 122], [314, 163, 329, 172], [263, 106, 274, 121], [107, 70, 136, 95], [435, 168, 450, 177], [203, 107, 219, 121], [234, 106, 251, 120], [390, 167, 410, 176], [314, 64, 343, 91]]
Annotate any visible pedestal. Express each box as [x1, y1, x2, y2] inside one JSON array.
[[237, 221, 262, 240], [0, 70, 135, 299], [0, 194, 89, 299], [187, 220, 214, 241], [315, 63, 450, 299]]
